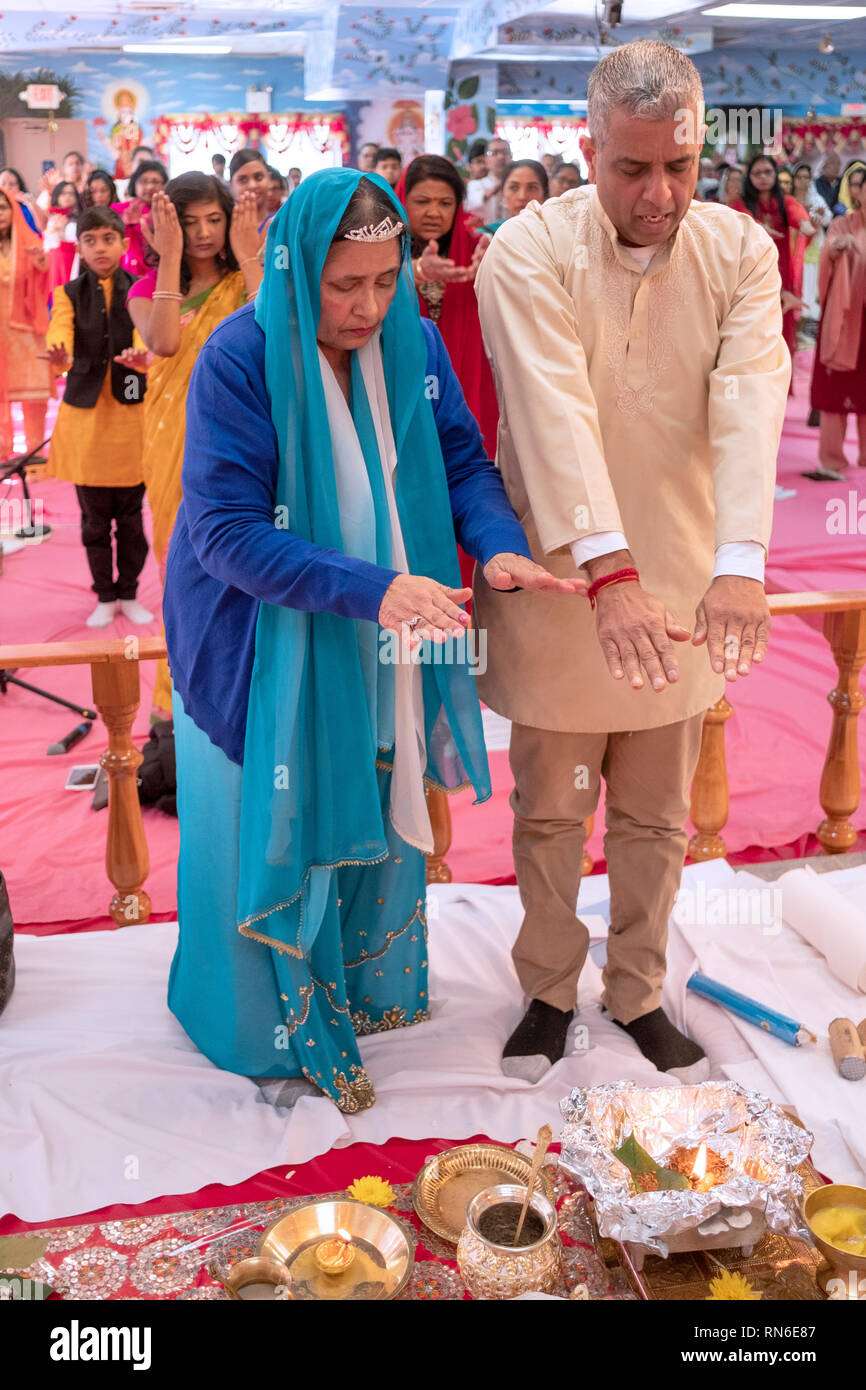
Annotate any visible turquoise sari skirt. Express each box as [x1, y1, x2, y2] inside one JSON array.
[[169, 695, 429, 1114]]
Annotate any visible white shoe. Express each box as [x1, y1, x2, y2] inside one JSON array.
[[0, 538, 26, 557], [774, 484, 798, 500], [86, 601, 117, 628], [118, 599, 154, 624]]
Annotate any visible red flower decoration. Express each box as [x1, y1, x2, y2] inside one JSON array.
[[446, 104, 476, 140]]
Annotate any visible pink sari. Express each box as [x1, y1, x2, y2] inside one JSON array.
[[817, 209, 866, 372]]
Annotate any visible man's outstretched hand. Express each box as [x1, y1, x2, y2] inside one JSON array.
[[587, 548, 690, 692], [693, 575, 770, 681]]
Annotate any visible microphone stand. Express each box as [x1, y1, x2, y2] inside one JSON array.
[[1, 442, 96, 720], [0, 440, 52, 541]]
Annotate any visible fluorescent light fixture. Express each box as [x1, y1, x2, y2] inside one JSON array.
[[497, 99, 588, 108], [122, 44, 232, 55], [703, 4, 866, 17]]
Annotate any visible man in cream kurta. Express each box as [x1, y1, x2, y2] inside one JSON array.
[[474, 40, 790, 1083]]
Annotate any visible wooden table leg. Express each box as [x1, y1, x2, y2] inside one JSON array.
[[426, 786, 453, 884], [816, 608, 866, 853], [688, 696, 733, 861], [90, 659, 152, 925]]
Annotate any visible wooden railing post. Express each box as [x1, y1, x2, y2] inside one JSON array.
[[426, 786, 453, 884], [688, 696, 733, 861], [90, 656, 152, 925], [816, 608, 866, 853]]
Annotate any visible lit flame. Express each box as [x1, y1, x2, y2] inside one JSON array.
[[691, 1142, 708, 1183], [337, 1228, 352, 1245]]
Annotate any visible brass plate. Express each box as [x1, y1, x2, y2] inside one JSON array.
[[258, 1199, 413, 1301], [412, 1143, 557, 1245]]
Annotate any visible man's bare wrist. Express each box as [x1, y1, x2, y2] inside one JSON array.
[[584, 549, 635, 582]]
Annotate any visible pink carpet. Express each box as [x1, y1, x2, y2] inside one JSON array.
[[1, 475, 180, 926], [1, 349, 864, 924]]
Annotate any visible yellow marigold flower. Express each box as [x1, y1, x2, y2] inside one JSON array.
[[347, 1175, 396, 1208], [705, 1270, 761, 1301]]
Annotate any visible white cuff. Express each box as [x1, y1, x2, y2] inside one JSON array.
[[712, 541, 765, 583], [569, 531, 629, 569]]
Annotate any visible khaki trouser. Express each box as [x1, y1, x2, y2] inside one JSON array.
[[508, 715, 704, 1023]]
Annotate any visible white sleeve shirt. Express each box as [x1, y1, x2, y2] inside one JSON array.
[[569, 532, 765, 583]]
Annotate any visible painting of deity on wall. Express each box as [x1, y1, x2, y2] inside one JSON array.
[[95, 79, 149, 179]]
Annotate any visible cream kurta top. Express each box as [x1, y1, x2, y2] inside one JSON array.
[[473, 185, 790, 733]]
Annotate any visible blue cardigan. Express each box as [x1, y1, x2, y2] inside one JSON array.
[[164, 306, 532, 765]]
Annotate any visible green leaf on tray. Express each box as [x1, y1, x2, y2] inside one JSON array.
[[0, 1235, 49, 1270], [656, 1168, 690, 1190], [614, 1134, 658, 1175], [614, 1135, 689, 1190]]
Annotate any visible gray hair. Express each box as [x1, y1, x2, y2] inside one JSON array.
[[587, 40, 703, 145]]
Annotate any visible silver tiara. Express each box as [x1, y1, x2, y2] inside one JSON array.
[[344, 216, 404, 242]]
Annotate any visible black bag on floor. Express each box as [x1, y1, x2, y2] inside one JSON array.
[[0, 871, 14, 1018], [137, 718, 177, 817]]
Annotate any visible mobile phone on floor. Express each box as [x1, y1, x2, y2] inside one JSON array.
[[65, 764, 101, 791]]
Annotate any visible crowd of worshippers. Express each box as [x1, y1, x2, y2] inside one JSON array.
[[2, 128, 864, 628], [0, 135, 581, 631]]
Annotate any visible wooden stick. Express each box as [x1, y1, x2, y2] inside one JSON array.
[[514, 1124, 553, 1246]]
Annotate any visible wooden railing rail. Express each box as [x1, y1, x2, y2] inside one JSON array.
[[6, 587, 862, 918]]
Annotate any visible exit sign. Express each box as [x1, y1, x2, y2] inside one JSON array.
[[22, 84, 62, 109]]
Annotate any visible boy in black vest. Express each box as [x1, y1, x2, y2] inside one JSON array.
[[46, 206, 152, 628]]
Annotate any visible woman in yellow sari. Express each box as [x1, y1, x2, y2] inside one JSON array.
[[127, 172, 263, 711]]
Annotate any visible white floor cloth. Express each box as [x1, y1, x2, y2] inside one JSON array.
[[2, 860, 863, 1222], [670, 861, 866, 1188]]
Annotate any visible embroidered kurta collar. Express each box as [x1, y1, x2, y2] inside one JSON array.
[[588, 186, 680, 277]]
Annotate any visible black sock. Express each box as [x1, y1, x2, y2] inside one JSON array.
[[503, 999, 573, 1064], [606, 1006, 706, 1074]]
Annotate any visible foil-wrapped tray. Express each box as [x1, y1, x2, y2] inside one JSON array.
[[559, 1081, 813, 1259]]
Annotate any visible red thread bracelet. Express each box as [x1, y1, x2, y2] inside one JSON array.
[[587, 567, 640, 610]]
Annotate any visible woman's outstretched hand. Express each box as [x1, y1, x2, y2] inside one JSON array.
[[419, 239, 474, 284], [379, 574, 472, 644], [483, 553, 586, 595]]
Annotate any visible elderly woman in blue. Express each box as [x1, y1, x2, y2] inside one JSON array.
[[163, 169, 581, 1114]]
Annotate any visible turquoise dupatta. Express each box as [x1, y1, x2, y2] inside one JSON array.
[[238, 169, 490, 959]]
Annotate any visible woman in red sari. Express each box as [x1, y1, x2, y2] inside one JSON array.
[[396, 156, 497, 458], [730, 155, 815, 362]]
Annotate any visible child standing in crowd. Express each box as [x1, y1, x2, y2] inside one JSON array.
[[45, 207, 152, 628], [44, 181, 82, 293], [82, 170, 120, 209], [113, 159, 168, 278]]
